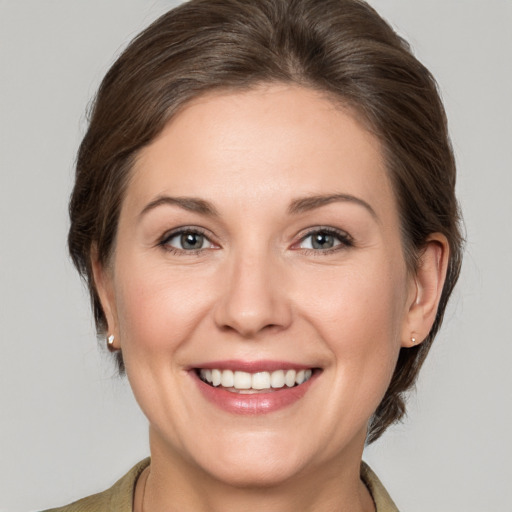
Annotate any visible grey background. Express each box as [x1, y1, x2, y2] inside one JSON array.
[[1, 1, 511, 510]]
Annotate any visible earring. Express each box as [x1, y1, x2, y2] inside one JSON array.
[[411, 336, 417, 345], [107, 334, 117, 352]]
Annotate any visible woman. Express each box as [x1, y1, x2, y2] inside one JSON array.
[[46, 0, 462, 510]]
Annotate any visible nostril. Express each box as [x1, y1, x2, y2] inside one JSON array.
[[217, 321, 285, 339]]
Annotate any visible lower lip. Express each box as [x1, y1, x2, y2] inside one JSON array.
[[193, 372, 318, 415]]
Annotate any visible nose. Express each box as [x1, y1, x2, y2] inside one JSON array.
[[213, 250, 293, 338]]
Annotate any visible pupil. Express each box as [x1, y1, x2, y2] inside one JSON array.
[[181, 233, 203, 250], [312, 233, 334, 249]]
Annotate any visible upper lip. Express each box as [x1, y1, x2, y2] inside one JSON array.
[[190, 360, 315, 373]]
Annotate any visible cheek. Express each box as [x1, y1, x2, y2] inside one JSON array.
[[296, 260, 407, 392], [113, 261, 216, 355], [299, 261, 406, 341]]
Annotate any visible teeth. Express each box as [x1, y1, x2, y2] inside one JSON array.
[[211, 369, 221, 387], [285, 369, 296, 387], [234, 371, 252, 389], [270, 369, 285, 388], [199, 368, 313, 391], [252, 371, 271, 390], [221, 370, 234, 387], [295, 369, 305, 385]]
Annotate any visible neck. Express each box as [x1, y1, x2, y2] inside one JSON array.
[[140, 427, 375, 512]]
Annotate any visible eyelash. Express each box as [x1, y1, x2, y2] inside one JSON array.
[[159, 227, 214, 255], [295, 227, 353, 256], [158, 226, 353, 256]]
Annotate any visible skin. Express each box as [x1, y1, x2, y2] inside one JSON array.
[[93, 84, 448, 512]]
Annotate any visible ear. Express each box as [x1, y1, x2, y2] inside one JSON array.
[[91, 244, 119, 350], [401, 234, 450, 347]]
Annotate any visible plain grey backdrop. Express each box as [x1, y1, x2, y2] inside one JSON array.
[[1, 1, 511, 510]]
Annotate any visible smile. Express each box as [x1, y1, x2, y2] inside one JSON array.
[[192, 362, 319, 414], [198, 368, 313, 393]]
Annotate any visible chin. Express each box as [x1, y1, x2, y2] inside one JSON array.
[[200, 454, 307, 489], [181, 431, 312, 488]]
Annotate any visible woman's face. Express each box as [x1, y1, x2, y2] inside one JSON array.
[[97, 84, 418, 485]]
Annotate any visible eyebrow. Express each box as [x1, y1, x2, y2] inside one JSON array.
[[288, 193, 378, 220], [139, 193, 377, 221], [139, 196, 220, 219]]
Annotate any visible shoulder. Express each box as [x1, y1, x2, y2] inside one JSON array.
[[361, 461, 399, 512], [41, 458, 150, 512]]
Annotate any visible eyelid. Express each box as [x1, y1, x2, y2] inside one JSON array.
[[292, 226, 354, 252], [158, 226, 219, 252], [156, 225, 352, 255]]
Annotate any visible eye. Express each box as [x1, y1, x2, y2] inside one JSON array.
[[297, 228, 352, 252], [161, 229, 215, 252]]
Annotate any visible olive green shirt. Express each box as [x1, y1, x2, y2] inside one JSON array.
[[43, 459, 398, 511]]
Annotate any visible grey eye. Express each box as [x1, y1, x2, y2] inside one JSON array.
[[166, 231, 210, 250], [300, 231, 341, 250], [312, 232, 336, 249], [182, 232, 205, 250]]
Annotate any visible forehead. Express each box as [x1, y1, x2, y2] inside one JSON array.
[[127, 84, 396, 221]]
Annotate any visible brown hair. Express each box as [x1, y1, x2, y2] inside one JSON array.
[[68, 0, 463, 443]]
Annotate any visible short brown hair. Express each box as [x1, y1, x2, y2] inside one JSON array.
[[68, 0, 463, 442]]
